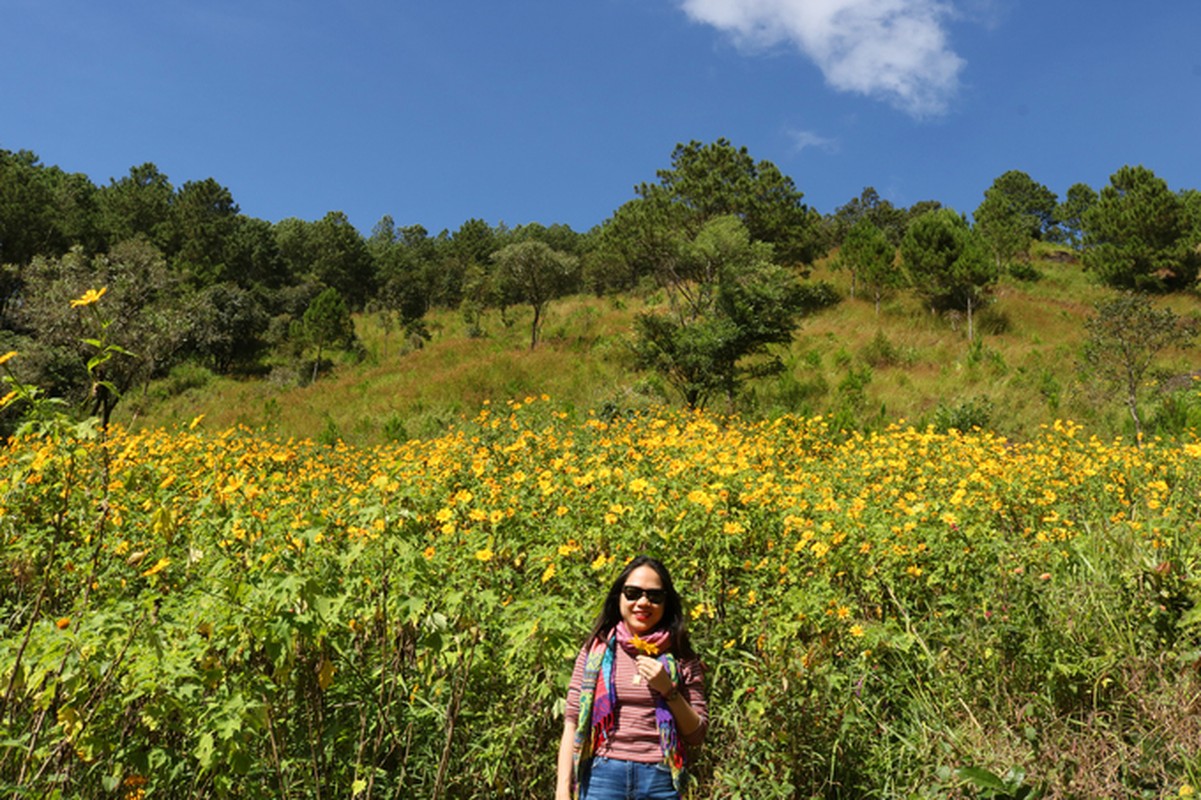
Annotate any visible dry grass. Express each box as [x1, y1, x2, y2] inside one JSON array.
[[1024, 660, 1201, 798]]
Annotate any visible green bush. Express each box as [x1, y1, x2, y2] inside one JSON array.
[[932, 394, 994, 432], [381, 413, 409, 442], [1008, 261, 1044, 282], [861, 330, 900, 367], [795, 280, 843, 313], [158, 362, 215, 398]]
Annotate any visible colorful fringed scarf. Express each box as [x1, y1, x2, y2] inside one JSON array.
[[572, 622, 689, 798]]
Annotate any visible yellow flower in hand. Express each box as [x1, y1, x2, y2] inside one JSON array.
[[630, 635, 660, 656]]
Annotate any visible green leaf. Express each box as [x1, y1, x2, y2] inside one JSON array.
[[195, 731, 215, 769], [956, 766, 1008, 791]]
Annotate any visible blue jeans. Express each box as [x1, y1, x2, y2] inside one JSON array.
[[580, 756, 679, 800]]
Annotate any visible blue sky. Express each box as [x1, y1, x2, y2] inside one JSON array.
[[6, 0, 1201, 237]]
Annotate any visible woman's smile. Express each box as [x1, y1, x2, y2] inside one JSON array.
[[620, 564, 665, 634]]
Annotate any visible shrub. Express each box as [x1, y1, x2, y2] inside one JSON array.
[[1008, 261, 1044, 282], [316, 412, 342, 445], [381, 413, 409, 442], [861, 329, 901, 367], [795, 279, 842, 313], [158, 361, 215, 398], [932, 394, 994, 432]]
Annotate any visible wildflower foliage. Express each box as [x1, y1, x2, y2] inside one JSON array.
[[2, 398, 1201, 797]]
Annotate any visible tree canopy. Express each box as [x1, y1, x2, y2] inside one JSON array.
[[302, 287, 355, 383], [633, 215, 810, 409], [636, 138, 824, 267], [492, 240, 578, 349], [1082, 165, 1200, 291], [839, 218, 902, 314], [6, 142, 1201, 432], [1057, 183, 1098, 250], [973, 170, 1058, 269], [902, 208, 996, 340], [829, 187, 907, 248]]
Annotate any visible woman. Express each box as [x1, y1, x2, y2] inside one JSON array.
[[555, 556, 708, 800]]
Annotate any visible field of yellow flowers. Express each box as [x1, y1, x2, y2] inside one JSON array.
[[3, 396, 1201, 798]]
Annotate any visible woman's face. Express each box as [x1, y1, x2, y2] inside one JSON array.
[[620, 564, 666, 635]]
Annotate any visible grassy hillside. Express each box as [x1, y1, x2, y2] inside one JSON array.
[[118, 248, 1201, 443]]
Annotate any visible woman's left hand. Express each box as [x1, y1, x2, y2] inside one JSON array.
[[635, 655, 674, 697]]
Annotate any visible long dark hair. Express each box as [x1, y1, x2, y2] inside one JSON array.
[[585, 555, 695, 659]]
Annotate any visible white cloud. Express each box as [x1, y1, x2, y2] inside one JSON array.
[[678, 0, 964, 118], [788, 129, 838, 153]]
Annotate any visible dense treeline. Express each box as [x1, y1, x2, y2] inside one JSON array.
[[0, 149, 598, 428], [3, 142, 1200, 428]]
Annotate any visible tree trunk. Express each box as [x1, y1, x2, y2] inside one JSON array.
[[1127, 392, 1143, 446]]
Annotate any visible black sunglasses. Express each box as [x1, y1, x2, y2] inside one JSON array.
[[621, 585, 666, 605]]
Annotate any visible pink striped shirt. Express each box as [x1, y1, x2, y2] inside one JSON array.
[[565, 643, 708, 763]]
